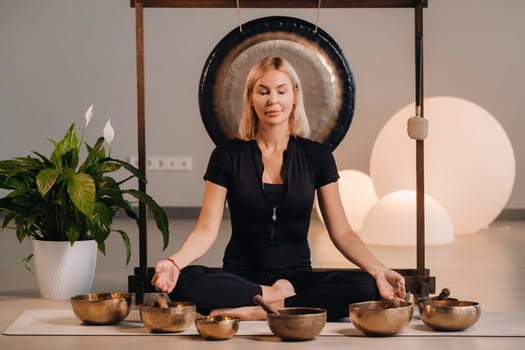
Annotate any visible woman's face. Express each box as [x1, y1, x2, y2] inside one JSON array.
[[251, 70, 295, 127]]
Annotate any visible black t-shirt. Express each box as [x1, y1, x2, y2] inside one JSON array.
[[204, 136, 339, 276]]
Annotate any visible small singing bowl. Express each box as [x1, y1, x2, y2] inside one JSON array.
[[195, 315, 240, 340], [267, 307, 327, 341], [417, 296, 458, 315], [140, 301, 196, 333], [420, 300, 481, 331], [349, 300, 414, 336], [70, 292, 133, 325]]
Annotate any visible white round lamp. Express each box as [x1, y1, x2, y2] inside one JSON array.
[[360, 190, 454, 246], [370, 96, 515, 234]]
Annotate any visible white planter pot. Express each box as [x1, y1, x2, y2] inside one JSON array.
[[32, 239, 98, 300]]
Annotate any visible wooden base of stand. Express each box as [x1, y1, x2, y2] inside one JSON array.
[[128, 267, 156, 304], [396, 268, 436, 297]]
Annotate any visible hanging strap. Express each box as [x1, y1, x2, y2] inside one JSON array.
[[236, 0, 243, 32], [314, 0, 322, 33]]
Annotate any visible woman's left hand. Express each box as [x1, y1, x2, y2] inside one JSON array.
[[374, 269, 406, 301]]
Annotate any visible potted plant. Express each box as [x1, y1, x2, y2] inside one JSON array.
[[0, 105, 169, 299]]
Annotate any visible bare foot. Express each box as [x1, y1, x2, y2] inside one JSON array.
[[210, 298, 285, 321], [210, 305, 266, 321], [262, 279, 295, 303], [209, 280, 294, 321]]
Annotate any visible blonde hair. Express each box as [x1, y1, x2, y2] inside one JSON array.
[[237, 56, 310, 140]]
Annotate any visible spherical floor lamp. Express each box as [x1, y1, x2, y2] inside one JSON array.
[[359, 190, 454, 246], [370, 96, 515, 235]]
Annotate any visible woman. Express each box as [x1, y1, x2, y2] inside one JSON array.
[[151, 56, 405, 320]]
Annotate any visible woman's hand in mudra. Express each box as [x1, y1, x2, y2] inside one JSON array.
[[151, 259, 180, 293], [374, 268, 406, 301]]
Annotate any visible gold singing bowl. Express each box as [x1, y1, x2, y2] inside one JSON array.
[[417, 296, 459, 315], [416, 288, 457, 314], [349, 300, 414, 336], [420, 300, 481, 331], [267, 307, 327, 341], [140, 301, 196, 333], [195, 315, 240, 340], [70, 292, 133, 325]]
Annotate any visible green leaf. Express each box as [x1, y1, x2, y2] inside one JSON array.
[[0, 160, 24, 174], [108, 157, 147, 183], [97, 177, 122, 198], [98, 162, 121, 174], [79, 137, 105, 173], [97, 241, 106, 256], [100, 197, 138, 220], [0, 159, 42, 183], [87, 202, 113, 244], [16, 225, 30, 242], [113, 229, 131, 265], [0, 176, 24, 191], [1, 212, 13, 229], [32, 152, 53, 166], [123, 189, 169, 250], [23, 254, 33, 272], [66, 173, 96, 216], [11, 195, 38, 208], [36, 168, 61, 196], [66, 224, 81, 244], [50, 124, 79, 168]]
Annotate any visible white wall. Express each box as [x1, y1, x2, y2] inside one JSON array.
[[1, 0, 523, 209]]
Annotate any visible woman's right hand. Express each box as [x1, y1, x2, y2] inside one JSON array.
[[151, 259, 180, 293]]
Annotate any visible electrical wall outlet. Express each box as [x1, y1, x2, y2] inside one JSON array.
[[161, 156, 192, 171], [128, 156, 192, 171]]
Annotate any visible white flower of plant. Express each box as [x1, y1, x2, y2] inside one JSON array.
[[80, 104, 94, 146], [84, 104, 94, 127], [104, 119, 114, 155], [104, 119, 114, 144]]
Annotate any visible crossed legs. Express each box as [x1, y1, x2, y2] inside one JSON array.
[[169, 266, 378, 321]]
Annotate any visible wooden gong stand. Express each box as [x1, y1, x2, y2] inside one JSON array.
[[128, 0, 434, 304]]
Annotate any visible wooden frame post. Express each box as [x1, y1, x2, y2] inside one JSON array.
[[128, 0, 156, 305]]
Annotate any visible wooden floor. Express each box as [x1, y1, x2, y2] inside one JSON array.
[[1, 218, 524, 349]]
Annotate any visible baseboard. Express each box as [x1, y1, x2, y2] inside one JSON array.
[[495, 208, 525, 220], [5, 208, 522, 221], [121, 207, 525, 220]]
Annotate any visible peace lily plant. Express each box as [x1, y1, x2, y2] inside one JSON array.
[[0, 105, 169, 269]]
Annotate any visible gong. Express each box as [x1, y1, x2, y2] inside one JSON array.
[[198, 16, 355, 151]]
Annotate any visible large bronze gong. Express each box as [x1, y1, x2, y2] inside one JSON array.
[[198, 16, 355, 151]]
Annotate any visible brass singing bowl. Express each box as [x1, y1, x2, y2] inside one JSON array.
[[140, 301, 196, 333], [267, 307, 327, 341], [349, 300, 414, 336], [417, 296, 458, 315], [195, 315, 240, 340], [420, 300, 481, 331], [70, 292, 133, 325]]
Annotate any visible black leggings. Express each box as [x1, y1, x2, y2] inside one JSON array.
[[169, 265, 380, 320]]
